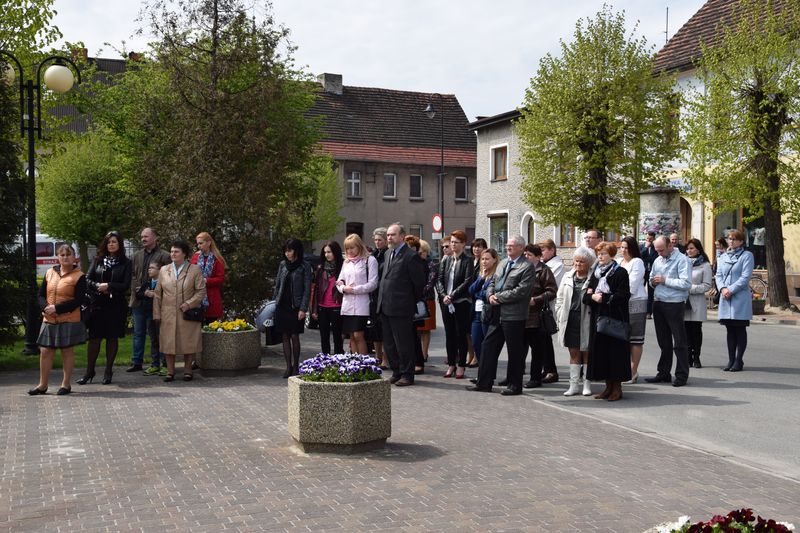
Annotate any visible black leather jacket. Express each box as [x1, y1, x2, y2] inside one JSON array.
[[273, 260, 312, 312]]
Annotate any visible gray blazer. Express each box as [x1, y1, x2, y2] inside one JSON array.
[[486, 256, 536, 322]]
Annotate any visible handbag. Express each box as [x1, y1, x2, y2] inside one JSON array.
[[413, 300, 430, 321], [183, 306, 204, 321], [540, 296, 558, 335], [596, 315, 630, 342]]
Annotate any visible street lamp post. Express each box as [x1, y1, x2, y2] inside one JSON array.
[[1, 51, 81, 354], [424, 94, 445, 252]]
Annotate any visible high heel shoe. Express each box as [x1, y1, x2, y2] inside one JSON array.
[[102, 371, 113, 385], [443, 366, 456, 378], [28, 386, 47, 395], [76, 372, 95, 385], [455, 367, 466, 379], [282, 367, 292, 379], [56, 387, 72, 396]]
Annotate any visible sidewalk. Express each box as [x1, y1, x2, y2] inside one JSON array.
[[707, 305, 800, 326]]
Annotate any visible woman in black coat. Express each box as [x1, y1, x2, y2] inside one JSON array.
[[273, 238, 312, 378], [583, 241, 631, 401], [78, 231, 132, 385]]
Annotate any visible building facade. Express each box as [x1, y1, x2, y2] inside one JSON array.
[[310, 74, 476, 253]]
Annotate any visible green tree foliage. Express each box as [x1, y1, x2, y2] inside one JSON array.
[[88, 0, 333, 316], [0, 0, 62, 72], [0, 78, 26, 346], [682, 0, 800, 308], [37, 130, 134, 271], [517, 6, 677, 233]]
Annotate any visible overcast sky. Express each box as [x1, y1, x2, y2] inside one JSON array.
[[51, 0, 704, 121]]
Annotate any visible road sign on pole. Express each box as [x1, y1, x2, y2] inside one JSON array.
[[432, 213, 443, 233]]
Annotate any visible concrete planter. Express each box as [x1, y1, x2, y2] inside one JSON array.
[[199, 329, 261, 374], [287, 376, 391, 453]]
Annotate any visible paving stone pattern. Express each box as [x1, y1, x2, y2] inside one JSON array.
[[1, 359, 798, 532]]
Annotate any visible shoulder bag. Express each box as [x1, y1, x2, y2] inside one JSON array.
[[540, 294, 558, 335], [596, 315, 630, 342], [181, 268, 205, 321]]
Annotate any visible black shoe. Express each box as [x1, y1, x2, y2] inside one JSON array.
[[730, 366, 743, 372], [644, 375, 671, 383], [542, 373, 559, 384], [394, 378, 414, 387], [389, 375, 402, 384], [466, 385, 492, 392], [497, 379, 509, 387], [523, 380, 542, 389], [693, 360, 702, 369], [102, 372, 113, 385], [76, 372, 95, 385], [469, 378, 478, 384], [501, 387, 522, 396], [56, 387, 72, 396], [723, 365, 732, 371], [282, 367, 292, 379], [191, 361, 200, 370], [28, 387, 47, 395], [672, 380, 687, 387], [125, 364, 143, 373]]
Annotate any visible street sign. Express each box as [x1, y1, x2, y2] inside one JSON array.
[[432, 213, 443, 232], [431, 232, 442, 240]]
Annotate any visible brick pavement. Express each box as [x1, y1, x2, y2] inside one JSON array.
[[1, 356, 798, 532]]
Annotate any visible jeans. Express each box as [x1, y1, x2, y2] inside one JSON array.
[[470, 311, 487, 363], [653, 301, 690, 382], [317, 306, 343, 355], [133, 305, 163, 366]]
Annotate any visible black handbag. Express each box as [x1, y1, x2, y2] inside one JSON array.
[[413, 300, 430, 321], [183, 306, 204, 322], [596, 315, 630, 341], [540, 296, 558, 335]]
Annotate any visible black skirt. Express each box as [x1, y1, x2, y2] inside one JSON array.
[[341, 315, 368, 334], [274, 306, 304, 335], [86, 298, 128, 339]]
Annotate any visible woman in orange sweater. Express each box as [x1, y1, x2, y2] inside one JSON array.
[[29, 244, 86, 396]]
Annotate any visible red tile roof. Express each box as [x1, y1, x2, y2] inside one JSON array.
[[309, 84, 476, 166], [654, 0, 787, 73]]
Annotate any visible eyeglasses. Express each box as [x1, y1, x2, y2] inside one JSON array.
[[106, 231, 120, 238]]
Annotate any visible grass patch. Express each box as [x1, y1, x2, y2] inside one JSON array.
[[0, 338, 134, 371]]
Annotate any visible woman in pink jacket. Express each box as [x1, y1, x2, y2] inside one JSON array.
[[336, 234, 378, 356]]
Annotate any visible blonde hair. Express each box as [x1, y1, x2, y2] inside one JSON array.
[[196, 231, 226, 267], [343, 233, 369, 258], [419, 239, 431, 254]]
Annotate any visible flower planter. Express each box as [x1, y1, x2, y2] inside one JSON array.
[[287, 376, 391, 453], [199, 329, 261, 374]]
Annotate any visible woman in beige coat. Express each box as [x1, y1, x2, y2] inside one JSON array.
[[154, 240, 206, 382]]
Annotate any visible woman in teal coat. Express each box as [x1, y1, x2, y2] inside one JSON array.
[[715, 229, 754, 372]]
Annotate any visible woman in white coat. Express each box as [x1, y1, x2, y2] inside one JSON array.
[[556, 246, 596, 396], [684, 238, 714, 368], [337, 233, 378, 356], [619, 237, 648, 383]]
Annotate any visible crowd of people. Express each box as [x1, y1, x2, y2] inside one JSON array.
[[29, 222, 756, 402]]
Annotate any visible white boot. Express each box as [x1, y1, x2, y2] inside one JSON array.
[[563, 364, 581, 396], [582, 365, 592, 396]]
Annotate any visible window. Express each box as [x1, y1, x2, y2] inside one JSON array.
[[489, 215, 508, 257], [345, 222, 364, 239], [491, 146, 508, 181], [409, 224, 423, 239], [454, 176, 468, 201], [409, 174, 422, 199], [605, 229, 621, 243], [36, 242, 54, 257], [559, 224, 575, 247], [347, 171, 361, 198], [383, 173, 396, 199]]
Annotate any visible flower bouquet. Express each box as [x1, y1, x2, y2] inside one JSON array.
[[298, 353, 382, 383], [203, 318, 254, 332], [656, 508, 794, 533]]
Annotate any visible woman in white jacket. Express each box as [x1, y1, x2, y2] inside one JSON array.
[[684, 238, 713, 368], [556, 246, 596, 396], [619, 236, 648, 383], [337, 234, 378, 355]]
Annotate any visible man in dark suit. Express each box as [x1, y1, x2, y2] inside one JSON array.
[[377, 223, 426, 387], [467, 236, 535, 396]]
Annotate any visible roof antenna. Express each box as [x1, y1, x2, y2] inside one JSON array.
[[664, 6, 669, 44]]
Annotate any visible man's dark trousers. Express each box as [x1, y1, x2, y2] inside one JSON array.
[[653, 300, 690, 382], [476, 319, 527, 390], [382, 314, 416, 381]]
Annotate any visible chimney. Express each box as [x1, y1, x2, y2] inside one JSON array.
[[128, 51, 142, 62], [318, 73, 342, 95], [71, 48, 88, 62]]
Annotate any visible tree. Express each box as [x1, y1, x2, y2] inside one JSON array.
[[517, 6, 677, 233], [682, 0, 800, 309], [0, 0, 62, 71], [88, 0, 333, 316], [0, 73, 26, 347], [37, 130, 134, 271]]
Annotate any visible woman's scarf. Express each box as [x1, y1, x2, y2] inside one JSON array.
[[593, 260, 616, 280], [323, 260, 337, 279], [285, 257, 303, 272], [692, 255, 707, 268], [196, 252, 216, 309], [102, 256, 119, 269]]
